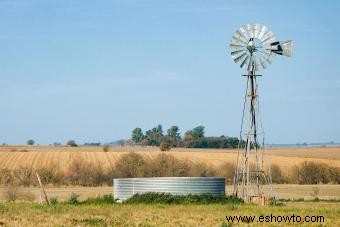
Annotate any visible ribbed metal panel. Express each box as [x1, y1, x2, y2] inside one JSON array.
[[113, 177, 225, 201]]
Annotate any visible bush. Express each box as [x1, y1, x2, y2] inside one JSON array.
[[147, 153, 190, 177], [67, 193, 80, 204], [216, 162, 236, 184], [3, 184, 19, 202], [270, 164, 287, 183], [79, 162, 106, 186], [102, 145, 110, 152], [50, 196, 59, 205], [113, 152, 148, 178], [189, 163, 216, 177], [329, 166, 340, 183], [124, 192, 243, 205], [82, 194, 115, 205], [37, 165, 63, 185], [64, 157, 107, 186], [310, 186, 320, 198], [290, 161, 337, 184], [160, 142, 171, 151], [13, 166, 34, 187], [0, 169, 14, 185]]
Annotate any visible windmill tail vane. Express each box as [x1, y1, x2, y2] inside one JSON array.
[[229, 23, 292, 204]]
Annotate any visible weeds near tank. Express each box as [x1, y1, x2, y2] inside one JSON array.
[[123, 192, 243, 205]]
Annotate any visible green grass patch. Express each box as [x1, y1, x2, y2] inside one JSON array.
[[278, 197, 340, 203], [81, 194, 116, 205], [123, 192, 243, 205]]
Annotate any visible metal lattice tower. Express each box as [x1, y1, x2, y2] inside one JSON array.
[[229, 23, 292, 203]]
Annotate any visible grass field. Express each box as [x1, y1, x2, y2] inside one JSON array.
[[0, 146, 339, 175], [0, 146, 339, 226], [0, 184, 339, 202], [0, 202, 338, 226]]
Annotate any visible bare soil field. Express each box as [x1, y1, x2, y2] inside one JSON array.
[[0, 146, 339, 175]]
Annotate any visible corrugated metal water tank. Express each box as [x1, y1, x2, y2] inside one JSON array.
[[113, 177, 225, 201]]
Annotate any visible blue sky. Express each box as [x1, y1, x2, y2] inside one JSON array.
[[0, 0, 339, 145]]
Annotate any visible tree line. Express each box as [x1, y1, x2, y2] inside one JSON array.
[[131, 125, 240, 149]]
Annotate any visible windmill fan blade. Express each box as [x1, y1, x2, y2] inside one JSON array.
[[239, 26, 250, 41], [230, 43, 245, 51], [259, 57, 267, 69], [254, 57, 261, 71], [246, 23, 255, 38], [258, 49, 274, 65], [258, 25, 268, 41], [235, 31, 248, 43], [254, 23, 261, 39], [232, 36, 247, 45], [263, 37, 276, 47], [262, 31, 275, 44], [234, 52, 247, 63], [260, 30, 274, 43], [231, 49, 246, 57], [264, 53, 275, 64], [240, 55, 250, 68]]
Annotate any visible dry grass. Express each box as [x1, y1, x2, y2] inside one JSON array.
[[0, 146, 338, 226], [0, 202, 338, 226], [0, 146, 339, 176], [0, 184, 338, 202]]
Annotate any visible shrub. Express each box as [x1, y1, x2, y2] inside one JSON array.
[[189, 163, 216, 177], [310, 186, 320, 198], [82, 194, 115, 205], [114, 152, 148, 178], [124, 192, 243, 205], [64, 158, 83, 185], [216, 162, 236, 184], [0, 204, 6, 214], [0, 169, 14, 185], [3, 184, 19, 202], [13, 166, 34, 187], [67, 193, 80, 204], [78, 162, 106, 186], [329, 166, 340, 183], [160, 142, 171, 151], [290, 161, 335, 184], [36, 165, 63, 185], [270, 164, 287, 183], [102, 145, 110, 152], [64, 157, 107, 186], [50, 196, 59, 205], [147, 153, 190, 177]]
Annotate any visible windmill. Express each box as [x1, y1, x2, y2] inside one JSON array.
[[229, 23, 292, 204]]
